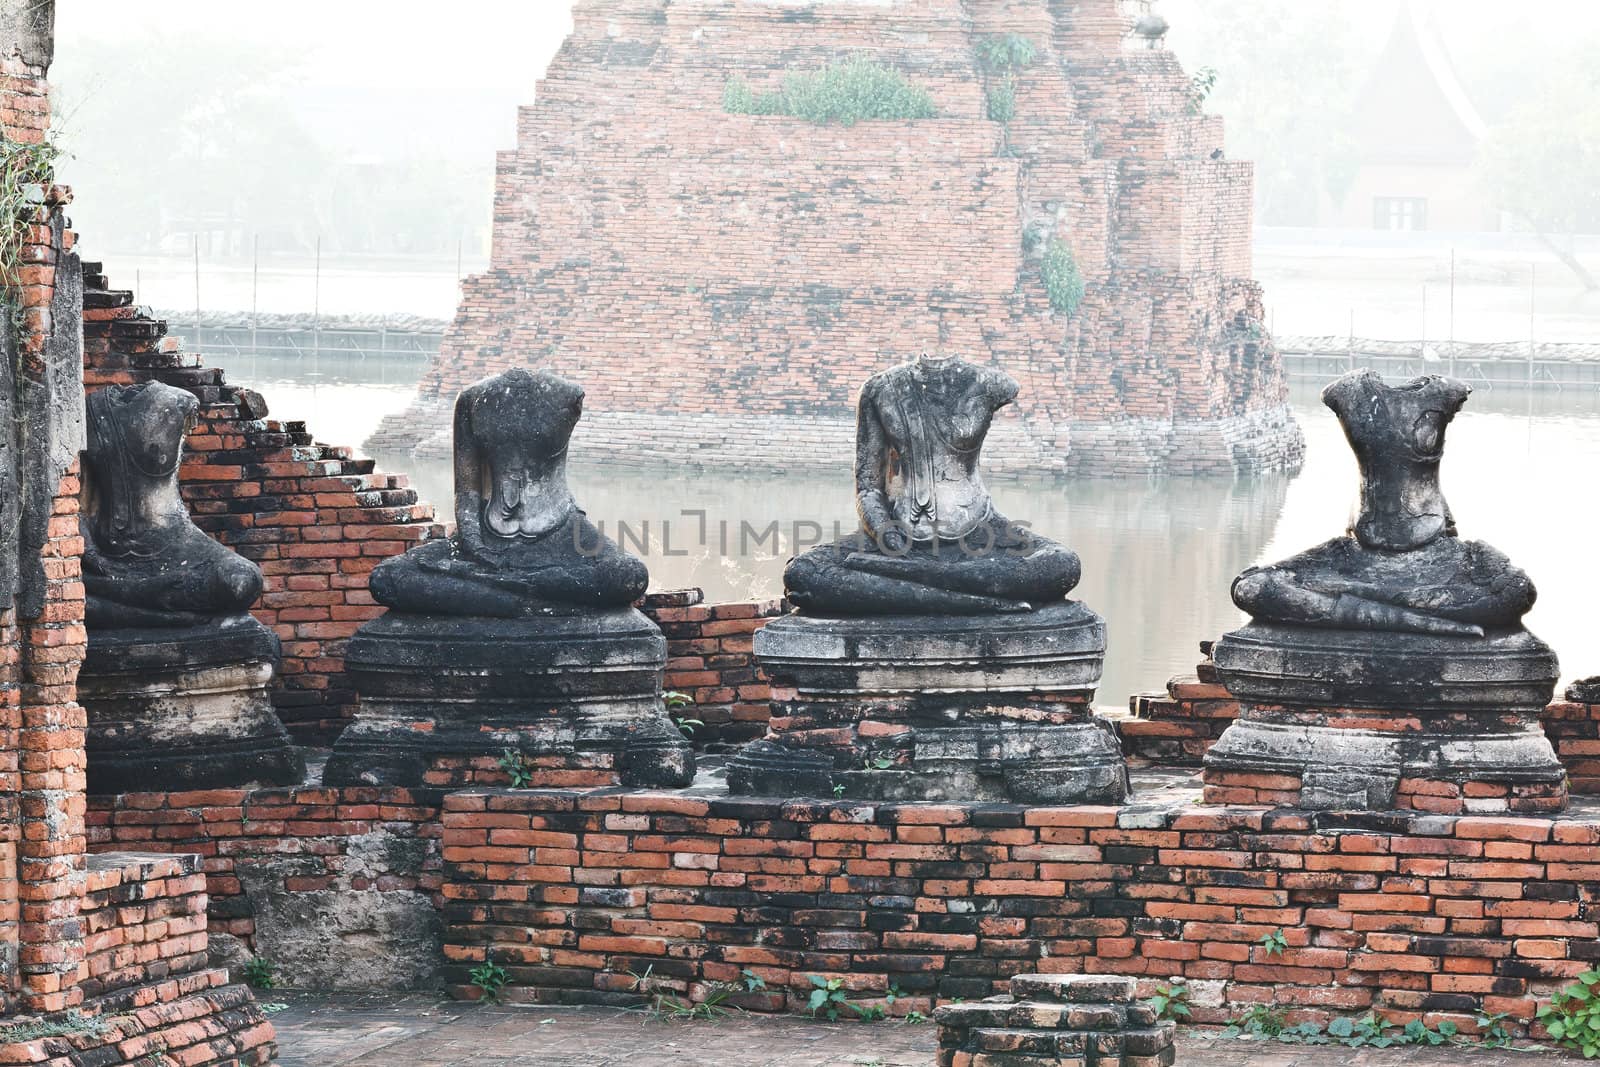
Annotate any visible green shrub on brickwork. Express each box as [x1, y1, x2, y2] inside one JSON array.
[[977, 35, 1035, 131], [1, 133, 57, 341], [1041, 237, 1085, 316], [1539, 970, 1600, 1057], [723, 58, 937, 127]]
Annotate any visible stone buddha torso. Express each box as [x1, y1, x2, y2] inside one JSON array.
[[784, 354, 1080, 616], [81, 382, 264, 628], [865, 356, 1008, 543], [1233, 370, 1535, 636], [368, 367, 647, 616]]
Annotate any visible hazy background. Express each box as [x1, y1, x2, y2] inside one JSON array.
[[47, 0, 1600, 340]]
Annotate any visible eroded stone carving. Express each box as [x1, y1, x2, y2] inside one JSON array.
[[326, 367, 692, 789], [1232, 372, 1533, 636], [78, 381, 302, 792], [82, 383, 263, 627], [731, 356, 1126, 803], [784, 355, 1080, 615], [1205, 370, 1563, 813], [368, 367, 647, 615]]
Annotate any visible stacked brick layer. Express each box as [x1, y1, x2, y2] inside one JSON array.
[[935, 974, 1175, 1067], [0, 969, 274, 1066], [439, 788, 1600, 1037], [85, 788, 442, 953], [371, 0, 1303, 478], [80, 854, 207, 1001]]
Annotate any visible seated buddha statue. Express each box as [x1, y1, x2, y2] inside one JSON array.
[[367, 367, 648, 616], [1232, 369, 1535, 637], [784, 354, 1081, 615], [81, 382, 264, 628]]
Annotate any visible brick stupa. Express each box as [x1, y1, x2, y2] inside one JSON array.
[[370, 0, 1304, 477]]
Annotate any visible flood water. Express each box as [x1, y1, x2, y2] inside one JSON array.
[[228, 350, 1600, 706]]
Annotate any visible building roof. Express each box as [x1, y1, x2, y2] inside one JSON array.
[[1350, 0, 1487, 166]]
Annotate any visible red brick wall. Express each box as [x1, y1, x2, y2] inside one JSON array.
[[439, 789, 1598, 1038], [370, 0, 1302, 478], [646, 590, 781, 747], [79, 854, 207, 1001], [86, 787, 443, 951]]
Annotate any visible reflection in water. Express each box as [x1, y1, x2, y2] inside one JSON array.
[[232, 353, 1600, 704]]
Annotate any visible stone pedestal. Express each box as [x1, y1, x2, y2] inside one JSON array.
[[727, 602, 1126, 803], [324, 607, 694, 789], [1203, 623, 1565, 813], [81, 615, 304, 794], [934, 974, 1176, 1067]]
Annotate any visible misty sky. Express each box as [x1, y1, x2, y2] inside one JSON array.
[[54, 0, 1598, 157]]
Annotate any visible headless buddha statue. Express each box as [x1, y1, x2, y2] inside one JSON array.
[[81, 382, 264, 628], [784, 354, 1081, 615], [368, 367, 647, 616], [1233, 370, 1535, 637]]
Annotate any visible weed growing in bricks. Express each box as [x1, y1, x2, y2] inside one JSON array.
[[1146, 982, 1190, 1022], [1188, 66, 1218, 115], [469, 960, 510, 1003], [976, 34, 1035, 152], [0, 134, 56, 288], [664, 691, 703, 737], [805, 975, 889, 1022], [0, 1010, 110, 1042], [1258, 928, 1288, 957], [630, 966, 766, 1022], [1539, 969, 1600, 1057], [1041, 237, 1085, 316], [495, 748, 535, 788], [724, 58, 937, 127], [242, 957, 277, 990], [1225, 1004, 1287, 1040], [1477, 1011, 1514, 1049]]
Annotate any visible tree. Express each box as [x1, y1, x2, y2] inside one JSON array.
[[1478, 70, 1600, 291]]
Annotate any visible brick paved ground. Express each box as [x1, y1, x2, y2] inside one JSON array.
[[268, 994, 1565, 1066]]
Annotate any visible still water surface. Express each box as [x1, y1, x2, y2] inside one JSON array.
[[229, 351, 1600, 705]]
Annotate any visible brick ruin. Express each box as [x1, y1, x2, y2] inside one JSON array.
[[368, 0, 1305, 478], [12, 0, 1600, 1058]]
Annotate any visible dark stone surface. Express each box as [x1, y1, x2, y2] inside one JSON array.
[[81, 381, 263, 627], [1207, 369, 1562, 810], [0, 0, 54, 68], [731, 603, 1127, 803], [328, 373, 690, 788], [784, 356, 1079, 615], [82, 615, 304, 793], [326, 608, 691, 788], [367, 368, 646, 616], [1569, 677, 1600, 704]]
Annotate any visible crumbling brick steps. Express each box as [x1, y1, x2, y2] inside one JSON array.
[[935, 974, 1175, 1067]]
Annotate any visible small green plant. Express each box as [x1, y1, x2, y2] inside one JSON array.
[[1477, 1010, 1514, 1049], [242, 957, 276, 990], [665, 690, 704, 737], [1258, 929, 1288, 957], [862, 753, 896, 771], [469, 960, 509, 1003], [1147, 982, 1191, 1021], [903, 1010, 929, 1024], [1539, 970, 1600, 1057], [985, 77, 1017, 124], [0, 1010, 110, 1043], [1041, 237, 1085, 316], [1403, 1018, 1456, 1046], [631, 966, 766, 1022], [724, 57, 937, 127], [1225, 1004, 1287, 1040], [1328, 1012, 1397, 1048], [1, 134, 57, 291], [804, 974, 887, 1022], [1188, 65, 1218, 115], [832, 783, 847, 797], [977, 33, 1036, 71], [496, 747, 535, 788], [258, 1002, 290, 1015]]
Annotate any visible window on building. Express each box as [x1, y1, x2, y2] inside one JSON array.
[[1373, 197, 1428, 231]]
